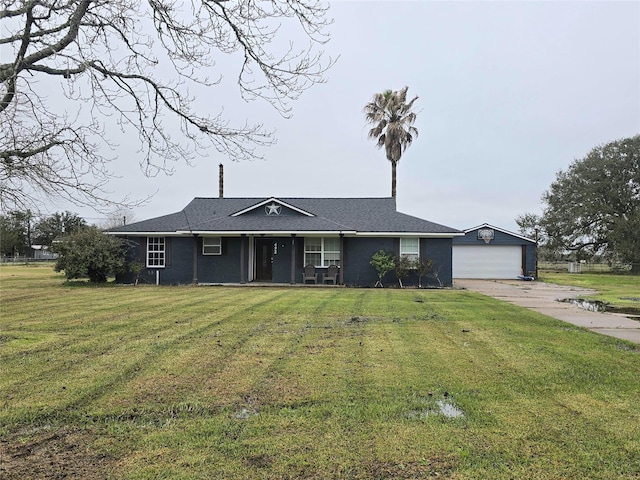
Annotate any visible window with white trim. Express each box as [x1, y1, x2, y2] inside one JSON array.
[[147, 237, 165, 267], [202, 237, 222, 255], [400, 237, 420, 262], [304, 237, 340, 267]]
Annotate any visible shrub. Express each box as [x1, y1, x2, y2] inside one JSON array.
[[53, 227, 126, 282], [395, 255, 414, 288], [370, 250, 395, 287], [413, 257, 435, 288]]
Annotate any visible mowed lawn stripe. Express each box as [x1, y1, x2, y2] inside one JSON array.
[[1, 285, 291, 427], [1, 266, 639, 479], [109, 290, 360, 477], [108, 284, 640, 477], [93, 289, 301, 415]]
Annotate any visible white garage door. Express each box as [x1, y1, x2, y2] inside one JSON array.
[[453, 245, 522, 279]]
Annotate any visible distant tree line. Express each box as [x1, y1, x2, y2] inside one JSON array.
[[0, 211, 87, 257], [1, 209, 132, 283], [517, 135, 639, 273]]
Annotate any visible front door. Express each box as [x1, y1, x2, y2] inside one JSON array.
[[255, 238, 273, 281]]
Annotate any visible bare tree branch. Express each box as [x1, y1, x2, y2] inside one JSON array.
[[1, 0, 335, 212]]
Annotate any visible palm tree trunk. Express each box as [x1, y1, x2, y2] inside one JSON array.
[[391, 160, 397, 198]]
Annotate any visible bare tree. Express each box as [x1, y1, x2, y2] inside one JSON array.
[[1, 0, 334, 212], [100, 207, 135, 229], [412, 257, 434, 288]]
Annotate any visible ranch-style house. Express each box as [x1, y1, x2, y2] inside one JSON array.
[[107, 197, 464, 287]]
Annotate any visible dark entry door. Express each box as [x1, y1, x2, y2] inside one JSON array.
[[255, 238, 273, 281]]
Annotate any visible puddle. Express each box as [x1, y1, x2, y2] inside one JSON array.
[[559, 298, 608, 312], [234, 407, 258, 420], [435, 400, 464, 418], [406, 398, 465, 419], [558, 298, 640, 317]]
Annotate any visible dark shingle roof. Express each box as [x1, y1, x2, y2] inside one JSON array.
[[108, 197, 461, 236]]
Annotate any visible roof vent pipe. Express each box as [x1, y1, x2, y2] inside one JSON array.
[[219, 163, 224, 198]]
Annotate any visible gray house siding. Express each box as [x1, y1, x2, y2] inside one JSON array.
[[524, 245, 537, 277], [156, 237, 191, 285], [340, 237, 452, 287], [422, 238, 454, 286], [197, 237, 243, 284], [343, 237, 395, 286], [116, 234, 456, 287], [117, 237, 183, 285]]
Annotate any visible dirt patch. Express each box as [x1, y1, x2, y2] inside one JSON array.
[[0, 428, 114, 480], [346, 316, 370, 324], [360, 458, 455, 478], [284, 457, 455, 480], [243, 453, 273, 468]]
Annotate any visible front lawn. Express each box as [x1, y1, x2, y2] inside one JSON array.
[[1, 264, 639, 479]]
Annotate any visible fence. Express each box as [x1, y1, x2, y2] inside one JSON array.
[[539, 261, 635, 273], [0, 256, 56, 264]]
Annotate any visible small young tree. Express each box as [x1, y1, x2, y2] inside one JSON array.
[[431, 265, 444, 287], [129, 261, 144, 286], [413, 257, 434, 288], [53, 227, 126, 283], [370, 250, 395, 287], [394, 254, 414, 288]]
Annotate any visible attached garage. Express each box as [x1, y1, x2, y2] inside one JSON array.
[[453, 224, 536, 279]]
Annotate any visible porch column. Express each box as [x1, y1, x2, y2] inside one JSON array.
[[192, 234, 199, 284], [339, 233, 344, 285], [240, 234, 246, 284], [290, 234, 296, 284]]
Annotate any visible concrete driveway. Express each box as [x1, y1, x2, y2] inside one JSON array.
[[454, 279, 640, 344]]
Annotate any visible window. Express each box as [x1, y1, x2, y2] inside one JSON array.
[[323, 237, 340, 266], [203, 237, 222, 255], [400, 237, 420, 262], [147, 237, 165, 267], [304, 237, 340, 267]]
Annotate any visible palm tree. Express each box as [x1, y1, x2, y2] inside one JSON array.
[[364, 86, 419, 198]]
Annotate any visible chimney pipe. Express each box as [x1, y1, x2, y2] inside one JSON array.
[[218, 163, 224, 198]]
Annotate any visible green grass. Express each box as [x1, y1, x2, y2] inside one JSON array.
[[541, 271, 640, 314], [1, 264, 639, 479]]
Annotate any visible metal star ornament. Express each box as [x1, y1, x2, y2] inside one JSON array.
[[265, 203, 282, 215]]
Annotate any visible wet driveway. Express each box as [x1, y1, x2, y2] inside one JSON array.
[[454, 279, 640, 344]]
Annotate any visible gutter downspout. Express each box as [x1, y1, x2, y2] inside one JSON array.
[[290, 234, 296, 284], [192, 234, 199, 285], [240, 234, 246, 284], [339, 233, 344, 285]]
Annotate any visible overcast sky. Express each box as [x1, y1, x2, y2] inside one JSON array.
[[61, 0, 639, 232]]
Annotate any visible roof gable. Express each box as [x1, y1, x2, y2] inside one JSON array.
[[463, 223, 535, 243], [230, 197, 315, 217]]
